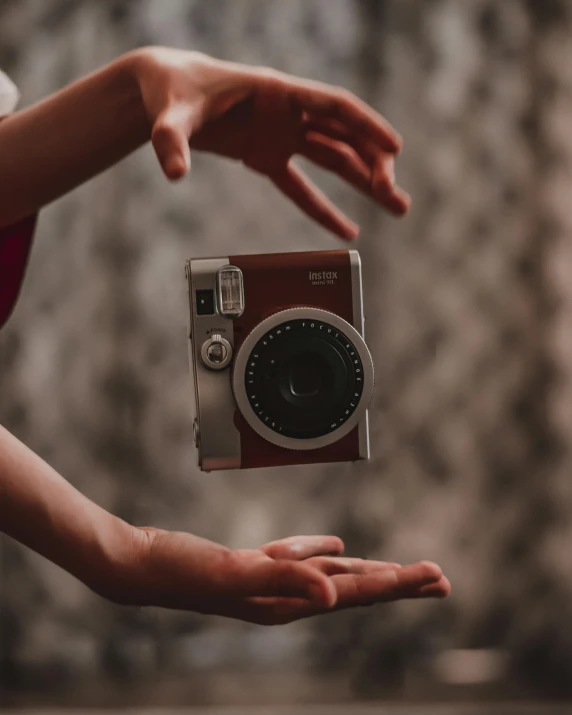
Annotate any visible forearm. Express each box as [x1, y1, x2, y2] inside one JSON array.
[[0, 424, 137, 596], [0, 51, 150, 227]]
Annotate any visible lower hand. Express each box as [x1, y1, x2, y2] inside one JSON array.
[[113, 529, 450, 625]]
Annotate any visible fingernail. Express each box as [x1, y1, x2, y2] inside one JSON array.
[[165, 153, 190, 181], [344, 225, 360, 241], [421, 560, 441, 570], [419, 561, 443, 581], [311, 578, 336, 608], [394, 190, 412, 216]]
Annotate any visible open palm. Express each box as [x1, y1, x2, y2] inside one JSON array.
[[126, 529, 450, 625]]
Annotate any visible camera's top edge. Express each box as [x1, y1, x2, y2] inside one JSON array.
[[185, 247, 360, 264]]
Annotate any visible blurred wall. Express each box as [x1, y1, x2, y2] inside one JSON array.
[[1, 0, 572, 707]]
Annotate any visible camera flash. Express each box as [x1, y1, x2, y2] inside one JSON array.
[[217, 265, 244, 318]]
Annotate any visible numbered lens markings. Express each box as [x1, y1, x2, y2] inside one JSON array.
[[243, 318, 364, 439]]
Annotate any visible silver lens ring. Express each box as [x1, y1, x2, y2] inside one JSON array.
[[232, 307, 374, 451]]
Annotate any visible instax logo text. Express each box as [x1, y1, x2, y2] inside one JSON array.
[[309, 270, 338, 286]]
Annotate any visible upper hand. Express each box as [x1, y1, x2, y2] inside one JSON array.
[[114, 528, 450, 625], [131, 47, 411, 240]]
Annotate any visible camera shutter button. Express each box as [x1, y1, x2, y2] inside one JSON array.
[[201, 333, 233, 370]]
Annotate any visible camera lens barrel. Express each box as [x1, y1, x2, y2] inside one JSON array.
[[232, 308, 374, 451]]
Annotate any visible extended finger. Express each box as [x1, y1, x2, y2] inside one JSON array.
[[242, 575, 449, 625], [303, 118, 411, 213], [305, 556, 401, 577], [300, 135, 370, 194], [329, 560, 444, 607], [271, 162, 359, 240], [261, 535, 344, 561], [288, 78, 402, 153], [303, 117, 380, 169], [300, 134, 408, 216], [410, 575, 452, 599], [232, 557, 336, 607], [301, 128, 410, 216], [152, 102, 197, 180], [303, 119, 380, 191], [372, 154, 411, 215]]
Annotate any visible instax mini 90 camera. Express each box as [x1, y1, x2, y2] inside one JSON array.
[[185, 250, 374, 471]]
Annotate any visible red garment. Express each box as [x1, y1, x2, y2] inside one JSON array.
[[0, 215, 37, 329]]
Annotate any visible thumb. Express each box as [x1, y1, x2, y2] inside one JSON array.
[[152, 103, 196, 181]]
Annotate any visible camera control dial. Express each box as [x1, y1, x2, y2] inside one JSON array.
[[201, 333, 233, 370]]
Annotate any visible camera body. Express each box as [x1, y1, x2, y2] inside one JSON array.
[[185, 249, 374, 471]]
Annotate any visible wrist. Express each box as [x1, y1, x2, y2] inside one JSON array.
[[105, 526, 235, 611], [117, 46, 175, 93], [103, 49, 153, 136], [79, 515, 148, 604]]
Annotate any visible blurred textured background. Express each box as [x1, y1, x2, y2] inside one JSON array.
[[2, 0, 572, 710]]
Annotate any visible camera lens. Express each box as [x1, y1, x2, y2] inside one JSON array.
[[288, 355, 326, 398], [243, 318, 365, 440]]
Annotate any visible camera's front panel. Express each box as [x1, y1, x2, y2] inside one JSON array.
[[187, 250, 372, 471]]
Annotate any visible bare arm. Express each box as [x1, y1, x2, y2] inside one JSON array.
[[0, 424, 137, 594], [0, 424, 449, 622], [0, 54, 148, 227]]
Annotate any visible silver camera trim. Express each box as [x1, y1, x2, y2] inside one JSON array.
[[232, 307, 374, 451], [187, 257, 242, 471]]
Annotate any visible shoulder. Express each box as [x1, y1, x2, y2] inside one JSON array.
[[0, 69, 20, 116]]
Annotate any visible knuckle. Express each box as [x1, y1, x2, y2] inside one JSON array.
[[152, 121, 174, 144], [338, 145, 355, 164], [332, 536, 344, 552], [419, 560, 440, 579], [255, 66, 285, 85], [186, 49, 208, 65], [221, 549, 241, 579], [257, 561, 281, 597], [272, 560, 294, 591], [335, 86, 355, 105], [266, 547, 285, 561], [353, 575, 365, 601], [375, 174, 393, 192], [373, 168, 395, 192]]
